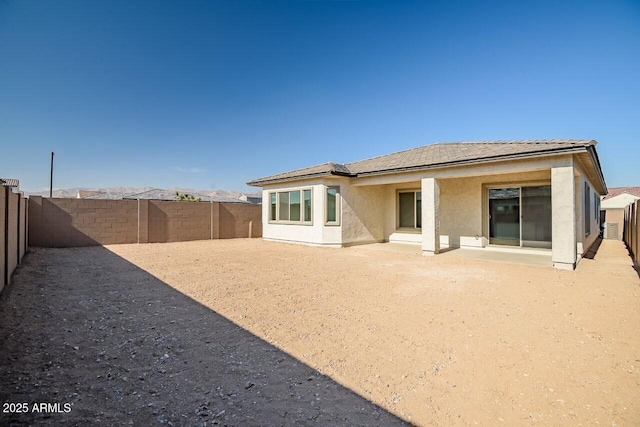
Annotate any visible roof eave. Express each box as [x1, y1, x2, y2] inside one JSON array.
[[352, 146, 590, 178], [247, 171, 334, 187], [585, 145, 607, 195]]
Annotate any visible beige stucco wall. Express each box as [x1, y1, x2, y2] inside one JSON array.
[[257, 153, 604, 270], [376, 170, 551, 248], [340, 182, 386, 245], [573, 161, 602, 258]]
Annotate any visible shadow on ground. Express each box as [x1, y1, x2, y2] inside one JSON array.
[[583, 237, 603, 260], [0, 247, 408, 426], [632, 260, 640, 280]]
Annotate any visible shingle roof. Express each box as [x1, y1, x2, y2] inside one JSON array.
[[602, 187, 640, 200], [247, 140, 597, 186], [247, 162, 351, 186]]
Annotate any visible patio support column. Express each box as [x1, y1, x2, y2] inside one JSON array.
[[551, 164, 577, 270], [421, 177, 440, 255]]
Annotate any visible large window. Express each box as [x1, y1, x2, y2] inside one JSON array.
[[325, 186, 340, 225], [398, 191, 421, 229], [269, 189, 312, 224], [585, 183, 591, 236]]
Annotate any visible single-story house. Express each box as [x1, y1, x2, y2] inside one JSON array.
[[247, 140, 607, 270], [600, 187, 640, 240]]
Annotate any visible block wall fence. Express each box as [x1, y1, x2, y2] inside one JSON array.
[[0, 187, 28, 291], [623, 200, 640, 266], [28, 196, 262, 248]]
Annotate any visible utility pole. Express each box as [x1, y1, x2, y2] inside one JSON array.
[[50, 152, 54, 198]]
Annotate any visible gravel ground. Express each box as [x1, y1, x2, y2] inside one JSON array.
[[0, 238, 638, 426]]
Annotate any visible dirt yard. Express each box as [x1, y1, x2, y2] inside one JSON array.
[[1, 239, 639, 426]]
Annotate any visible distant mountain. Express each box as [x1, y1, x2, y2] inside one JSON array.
[[24, 187, 260, 199]]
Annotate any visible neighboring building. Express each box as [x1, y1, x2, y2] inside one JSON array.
[[1, 178, 19, 189], [239, 194, 262, 204], [76, 190, 105, 198], [248, 140, 607, 270], [601, 187, 640, 240], [85, 188, 251, 203]]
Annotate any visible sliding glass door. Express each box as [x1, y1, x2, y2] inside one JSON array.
[[488, 185, 552, 248], [489, 188, 520, 246], [521, 186, 552, 248]]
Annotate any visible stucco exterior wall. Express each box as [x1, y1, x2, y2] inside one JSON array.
[[340, 181, 386, 245], [256, 153, 604, 270], [383, 170, 551, 248], [573, 162, 602, 257], [438, 177, 482, 248]]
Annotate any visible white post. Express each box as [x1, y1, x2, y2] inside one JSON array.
[[421, 177, 440, 255], [551, 165, 577, 270]]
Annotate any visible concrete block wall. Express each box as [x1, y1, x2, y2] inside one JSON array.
[[1, 187, 28, 290], [28, 196, 138, 247], [148, 200, 212, 243], [219, 202, 262, 239], [7, 192, 18, 281], [624, 200, 639, 265], [28, 197, 262, 247]]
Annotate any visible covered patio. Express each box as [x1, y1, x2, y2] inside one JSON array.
[[353, 242, 553, 267]]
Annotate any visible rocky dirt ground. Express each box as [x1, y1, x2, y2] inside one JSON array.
[[0, 238, 638, 426]]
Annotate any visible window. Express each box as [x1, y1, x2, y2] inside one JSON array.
[[584, 183, 591, 236], [270, 193, 276, 221], [303, 189, 312, 222], [398, 191, 421, 229], [325, 186, 340, 225], [268, 189, 312, 224], [279, 192, 290, 221], [290, 191, 300, 221]]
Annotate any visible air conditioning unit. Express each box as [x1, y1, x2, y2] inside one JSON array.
[[604, 222, 619, 240]]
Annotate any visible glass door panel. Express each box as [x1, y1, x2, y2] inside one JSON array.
[[521, 185, 552, 248], [489, 188, 520, 246]]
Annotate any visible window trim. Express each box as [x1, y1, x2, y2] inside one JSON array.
[[268, 188, 313, 225], [325, 186, 341, 226], [584, 182, 591, 236], [396, 189, 422, 231]]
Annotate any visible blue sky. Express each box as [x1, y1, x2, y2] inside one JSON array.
[[1, 0, 638, 193]]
